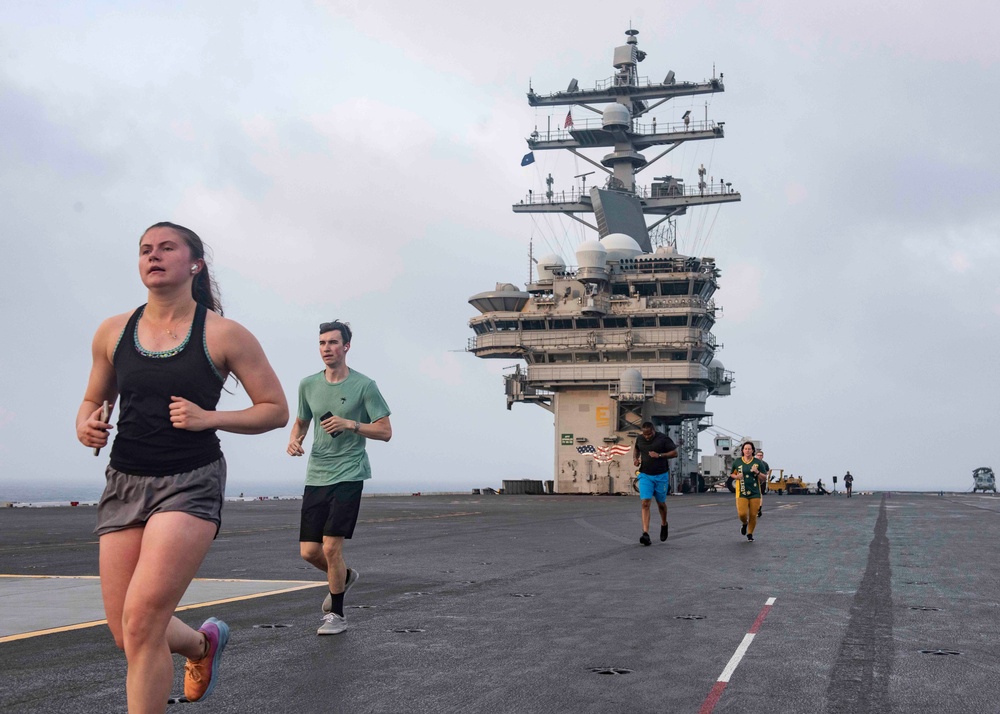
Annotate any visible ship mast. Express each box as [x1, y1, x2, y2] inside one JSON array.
[[516, 27, 739, 251]]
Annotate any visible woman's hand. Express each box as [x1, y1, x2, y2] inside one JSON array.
[[169, 396, 216, 431], [77, 403, 114, 449]]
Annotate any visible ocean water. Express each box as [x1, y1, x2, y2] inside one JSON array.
[[0, 479, 470, 504]]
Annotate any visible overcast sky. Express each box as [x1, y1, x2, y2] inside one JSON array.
[[1, 1, 997, 499]]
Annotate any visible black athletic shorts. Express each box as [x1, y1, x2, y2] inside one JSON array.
[[299, 480, 364, 542]]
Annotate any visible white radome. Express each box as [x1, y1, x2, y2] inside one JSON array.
[[602, 233, 643, 262]]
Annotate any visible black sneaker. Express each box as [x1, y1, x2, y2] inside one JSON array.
[[659, 523, 669, 542], [740, 523, 747, 536], [747, 533, 754, 542], [639, 532, 651, 546]]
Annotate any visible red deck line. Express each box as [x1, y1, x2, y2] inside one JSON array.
[[698, 596, 776, 714]]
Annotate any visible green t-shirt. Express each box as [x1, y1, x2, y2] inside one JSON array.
[[297, 369, 391, 486], [732, 457, 765, 499]]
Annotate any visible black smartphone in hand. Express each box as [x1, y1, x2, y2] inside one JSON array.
[[320, 412, 342, 438]]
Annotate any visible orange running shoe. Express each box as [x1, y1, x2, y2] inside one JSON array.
[[184, 617, 230, 702]]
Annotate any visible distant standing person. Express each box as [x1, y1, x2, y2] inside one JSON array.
[[632, 422, 678, 546], [755, 449, 771, 518], [731, 441, 765, 542], [287, 321, 392, 635], [76, 222, 288, 712], [844, 471, 854, 497]]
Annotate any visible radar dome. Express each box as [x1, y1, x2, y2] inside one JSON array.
[[536, 253, 566, 281], [619, 367, 643, 395], [602, 103, 631, 129], [576, 240, 607, 270], [602, 233, 643, 262]]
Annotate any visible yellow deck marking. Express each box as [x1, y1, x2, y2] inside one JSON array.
[[0, 577, 326, 643]]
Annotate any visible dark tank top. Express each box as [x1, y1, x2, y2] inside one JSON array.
[[109, 304, 224, 476]]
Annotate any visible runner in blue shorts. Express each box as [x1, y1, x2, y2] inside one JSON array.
[[632, 421, 679, 546]]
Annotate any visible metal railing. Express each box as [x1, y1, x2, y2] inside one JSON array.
[[517, 181, 735, 207], [530, 119, 718, 142]]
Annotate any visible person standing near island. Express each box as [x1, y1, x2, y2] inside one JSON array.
[[844, 471, 854, 497], [76, 222, 288, 712], [632, 421, 678, 546], [287, 320, 392, 635], [755, 449, 771, 518]]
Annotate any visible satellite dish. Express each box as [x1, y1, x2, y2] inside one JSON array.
[[664, 70, 675, 84], [567, 78, 579, 92]]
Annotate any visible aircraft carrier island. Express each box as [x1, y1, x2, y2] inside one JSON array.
[[468, 29, 739, 495]]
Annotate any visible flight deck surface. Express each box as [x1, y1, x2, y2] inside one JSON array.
[[1, 492, 996, 713]]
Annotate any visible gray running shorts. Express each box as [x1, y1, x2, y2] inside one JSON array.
[[95, 457, 227, 537]]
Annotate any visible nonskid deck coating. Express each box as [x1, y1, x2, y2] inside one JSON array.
[[1, 492, 998, 713]]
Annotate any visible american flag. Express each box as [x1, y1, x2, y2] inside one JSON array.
[[577, 444, 632, 463], [564, 110, 574, 129]]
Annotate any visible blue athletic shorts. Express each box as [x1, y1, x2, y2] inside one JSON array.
[[637, 472, 669, 503]]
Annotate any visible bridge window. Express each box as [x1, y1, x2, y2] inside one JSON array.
[[659, 316, 687, 327], [659, 282, 689, 295], [631, 316, 656, 327]]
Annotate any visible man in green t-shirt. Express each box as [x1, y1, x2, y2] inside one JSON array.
[[286, 320, 392, 636]]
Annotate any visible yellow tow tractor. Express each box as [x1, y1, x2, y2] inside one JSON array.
[[767, 470, 809, 495]]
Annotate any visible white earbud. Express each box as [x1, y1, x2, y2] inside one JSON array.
[[191, 265, 198, 273]]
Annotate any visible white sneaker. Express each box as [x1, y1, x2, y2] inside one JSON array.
[[317, 613, 347, 635], [322, 569, 360, 613]]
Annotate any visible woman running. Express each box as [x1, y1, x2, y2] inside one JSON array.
[[76, 222, 288, 713], [731, 441, 765, 541]]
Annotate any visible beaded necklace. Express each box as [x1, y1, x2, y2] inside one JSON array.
[[133, 305, 193, 358]]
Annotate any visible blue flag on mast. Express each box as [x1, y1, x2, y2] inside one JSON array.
[[520, 152, 535, 167]]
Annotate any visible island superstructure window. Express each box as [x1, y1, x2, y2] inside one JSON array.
[[659, 282, 689, 295], [659, 316, 688, 327]]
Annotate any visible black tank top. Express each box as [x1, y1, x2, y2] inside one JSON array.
[[109, 304, 224, 476]]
